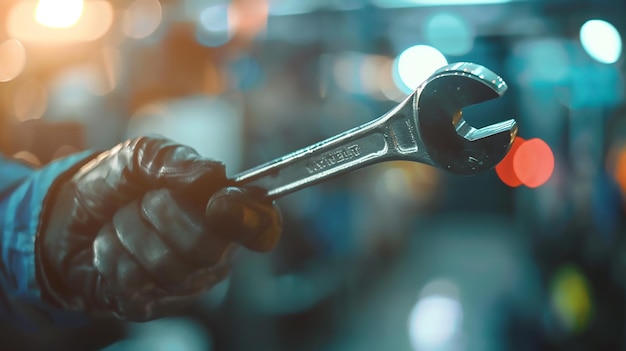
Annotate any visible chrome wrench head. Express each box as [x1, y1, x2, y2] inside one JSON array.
[[409, 62, 517, 175]]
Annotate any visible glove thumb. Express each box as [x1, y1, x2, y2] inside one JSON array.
[[205, 187, 283, 252]]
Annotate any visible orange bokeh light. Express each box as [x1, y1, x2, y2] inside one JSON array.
[[229, 0, 269, 39], [495, 136, 525, 187], [0, 39, 27, 82], [614, 147, 626, 194], [513, 138, 555, 188]]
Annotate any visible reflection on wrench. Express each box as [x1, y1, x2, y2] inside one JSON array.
[[234, 62, 518, 199]]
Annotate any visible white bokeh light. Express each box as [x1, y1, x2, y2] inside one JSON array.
[[102, 318, 212, 351], [196, 4, 233, 47], [408, 279, 463, 351], [424, 13, 474, 56], [127, 96, 244, 172], [36, 0, 84, 28], [580, 19, 622, 64], [373, 0, 512, 8], [394, 45, 448, 94], [122, 0, 163, 39], [408, 295, 463, 350]]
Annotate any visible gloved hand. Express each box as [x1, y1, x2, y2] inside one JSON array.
[[36, 136, 282, 321]]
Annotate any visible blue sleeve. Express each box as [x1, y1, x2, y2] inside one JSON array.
[[0, 151, 95, 330]]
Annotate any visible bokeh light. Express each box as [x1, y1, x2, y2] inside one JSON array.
[[87, 47, 123, 96], [35, 0, 84, 29], [550, 265, 593, 333], [513, 138, 555, 188], [496, 137, 556, 188], [374, 162, 440, 207], [122, 0, 162, 40], [360, 55, 393, 99], [613, 146, 626, 195], [393, 45, 448, 94], [515, 38, 571, 84], [380, 59, 406, 101], [495, 136, 525, 187], [12, 150, 41, 167], [269, 0, 318, 16], [424, 12, 474, 56], [230, 0, 269, 39], [333, 52, 366, 95], [409, 296, 461, 349], [580, 19, 622, 64], [104, 318, 212, 351], [13, 79, 48, 121], [408, 279, 462, 351], [333, 52, 401, 100], [0, 39, 27, 82], [8, 0, 114, 44], [127, 97, 244, 171], [229, 55, 264, 91], [374, 0, 513, 7], [196, 3, 233, 47], [47, 67, 102, 117]]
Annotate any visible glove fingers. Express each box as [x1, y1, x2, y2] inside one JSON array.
[[205, 187, 283, 252], [132, 137, 230, 197], [110, 200, 199, 290], [140, 189, 233, 267], [71, 137, 229, 229], [94, 221, 186, 321], [93, 222, 162, 296], [93, 216, 233, 321]]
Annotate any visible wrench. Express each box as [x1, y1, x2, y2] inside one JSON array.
[[234, 62, 518, 199]]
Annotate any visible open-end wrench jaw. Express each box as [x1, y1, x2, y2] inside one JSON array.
[[413, 62, 518, 175]]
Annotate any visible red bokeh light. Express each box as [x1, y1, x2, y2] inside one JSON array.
[[496, 137, 555, 188], [495, 136, 525, 187], [513, 138, 555, 188]]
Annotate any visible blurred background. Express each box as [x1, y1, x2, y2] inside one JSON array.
[[1, 0, 625, 350]]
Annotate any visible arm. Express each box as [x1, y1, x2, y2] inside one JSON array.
[[0, 151, 96, 329]]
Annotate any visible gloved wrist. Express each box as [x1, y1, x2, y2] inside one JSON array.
[[35, 153, 102, 311]]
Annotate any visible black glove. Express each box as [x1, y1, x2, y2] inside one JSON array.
[[36, 136, 282, 321]]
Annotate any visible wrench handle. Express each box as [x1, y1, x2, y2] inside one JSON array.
[[233, 120, 390, 199]]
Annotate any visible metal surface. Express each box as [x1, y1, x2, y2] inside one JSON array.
[[234, 62, 518, 199]]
